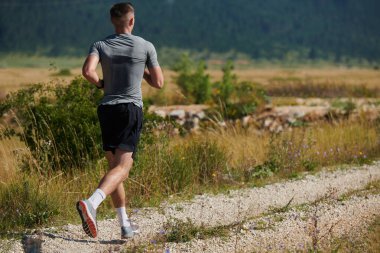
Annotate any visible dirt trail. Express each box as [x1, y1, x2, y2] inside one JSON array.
[[3, 161, 380, 253]]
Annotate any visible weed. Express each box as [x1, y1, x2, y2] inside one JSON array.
[[0, 177, 59, 231], [268, 196, 295, 214], [157, 218, 229, 243]]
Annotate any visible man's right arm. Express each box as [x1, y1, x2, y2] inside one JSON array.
[[144, 67, 164, 89]]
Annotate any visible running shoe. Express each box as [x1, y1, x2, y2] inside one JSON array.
[[76, 200, 98, 238], [121, 220, 140, 239]]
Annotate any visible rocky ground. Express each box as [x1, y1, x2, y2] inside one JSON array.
[[2, 161, 379, 253], [148, 98, 380, 133]]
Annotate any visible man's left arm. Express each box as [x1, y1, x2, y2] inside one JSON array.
[[82, 54, 103, 89]]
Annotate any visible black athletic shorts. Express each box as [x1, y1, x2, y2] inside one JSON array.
[[97, 103, 143, 158]]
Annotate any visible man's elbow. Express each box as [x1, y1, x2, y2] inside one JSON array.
[[82, 67, 91, 79]]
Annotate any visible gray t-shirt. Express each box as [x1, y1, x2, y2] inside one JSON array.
[[88, 33, 159, 107]]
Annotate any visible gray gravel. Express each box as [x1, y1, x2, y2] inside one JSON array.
[[3, 161, 380, 253], [168, 194, 380, 252]]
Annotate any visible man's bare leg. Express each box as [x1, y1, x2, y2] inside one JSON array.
[[76, 149, 134, 238], [98, 149, 133, 196], [102, 149, 134, 232], [104, 151, 127, 208]]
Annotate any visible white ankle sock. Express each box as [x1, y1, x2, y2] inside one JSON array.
[[88, 188, 106, 210], [116, 207, 131, 227]]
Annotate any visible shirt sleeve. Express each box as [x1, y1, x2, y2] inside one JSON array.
[[88, 42, 99, 56], [146, 41, 160, 68]]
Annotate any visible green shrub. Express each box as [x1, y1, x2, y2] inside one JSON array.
[[209, 62, 268, 120], [212, 61, 236, 104], [0, 78, 103, 172], [211, 86, 268, 120], [331, 99, 356, 115], [173, 54, 212, 104]]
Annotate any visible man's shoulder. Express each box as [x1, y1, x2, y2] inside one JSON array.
[[99, 34, 118, 42], [130, 35, 154, 46], [90, 35, 114, 46]]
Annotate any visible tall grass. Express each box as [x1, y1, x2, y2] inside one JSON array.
[[0, 78, 379, 233], [0, 119, 379, 233], [127, 137, 228, 206], [259, 120, 380, 178]]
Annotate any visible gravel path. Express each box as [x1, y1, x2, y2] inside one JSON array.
[[3, 161, 380, 253], [168, 194, 380, 252]]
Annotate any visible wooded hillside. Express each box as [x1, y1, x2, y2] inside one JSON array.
[[0, 0, 379, 61]]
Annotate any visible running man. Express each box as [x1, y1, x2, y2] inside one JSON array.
[[77, 2, 164, 239]]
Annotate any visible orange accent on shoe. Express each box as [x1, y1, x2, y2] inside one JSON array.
[[78, 201, 97, 238]]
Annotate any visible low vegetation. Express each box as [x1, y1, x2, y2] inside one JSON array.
[[0, 69, 379, 235], [173, 56, 268, 119]]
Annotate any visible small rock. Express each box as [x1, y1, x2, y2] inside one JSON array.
[[154, 110, 167, 118], [194, 111, 206, 119], [242, 116, 251, 127], [169, 110, 186, 119], [264, 118, 274, 128]]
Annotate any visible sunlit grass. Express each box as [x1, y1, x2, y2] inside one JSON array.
[[2, 117, 379, 234]]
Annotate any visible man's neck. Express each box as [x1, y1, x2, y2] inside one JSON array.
[[115, 26, 132, 35]]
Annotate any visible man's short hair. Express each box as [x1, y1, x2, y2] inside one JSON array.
[[110, 2, 134, 19]]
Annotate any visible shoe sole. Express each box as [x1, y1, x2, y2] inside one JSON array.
[[76, 201, 97, 238]]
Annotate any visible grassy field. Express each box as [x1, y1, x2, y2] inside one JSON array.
[[0, 64, 379, 234], [1, 66, 379, 101]]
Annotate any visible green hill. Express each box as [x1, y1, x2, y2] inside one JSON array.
[[0, 0, 379, 62]]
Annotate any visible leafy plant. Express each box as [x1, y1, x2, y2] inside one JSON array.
[[212, 60, 237, 104], [0, 78, 103, 172], [173, 54, 212, 104], [210, 62, 268, 120]]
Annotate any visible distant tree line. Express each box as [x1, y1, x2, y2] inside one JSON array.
[[0, 0, 379, 62]]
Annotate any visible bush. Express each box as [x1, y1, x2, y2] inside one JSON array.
[[173, 54, 212, 104], [212, 61, 236, 104], [173, 58, 268, 118], [211, 62, 268, 120], [0, 78, 103, 172], [222, 81, 268, 119]]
